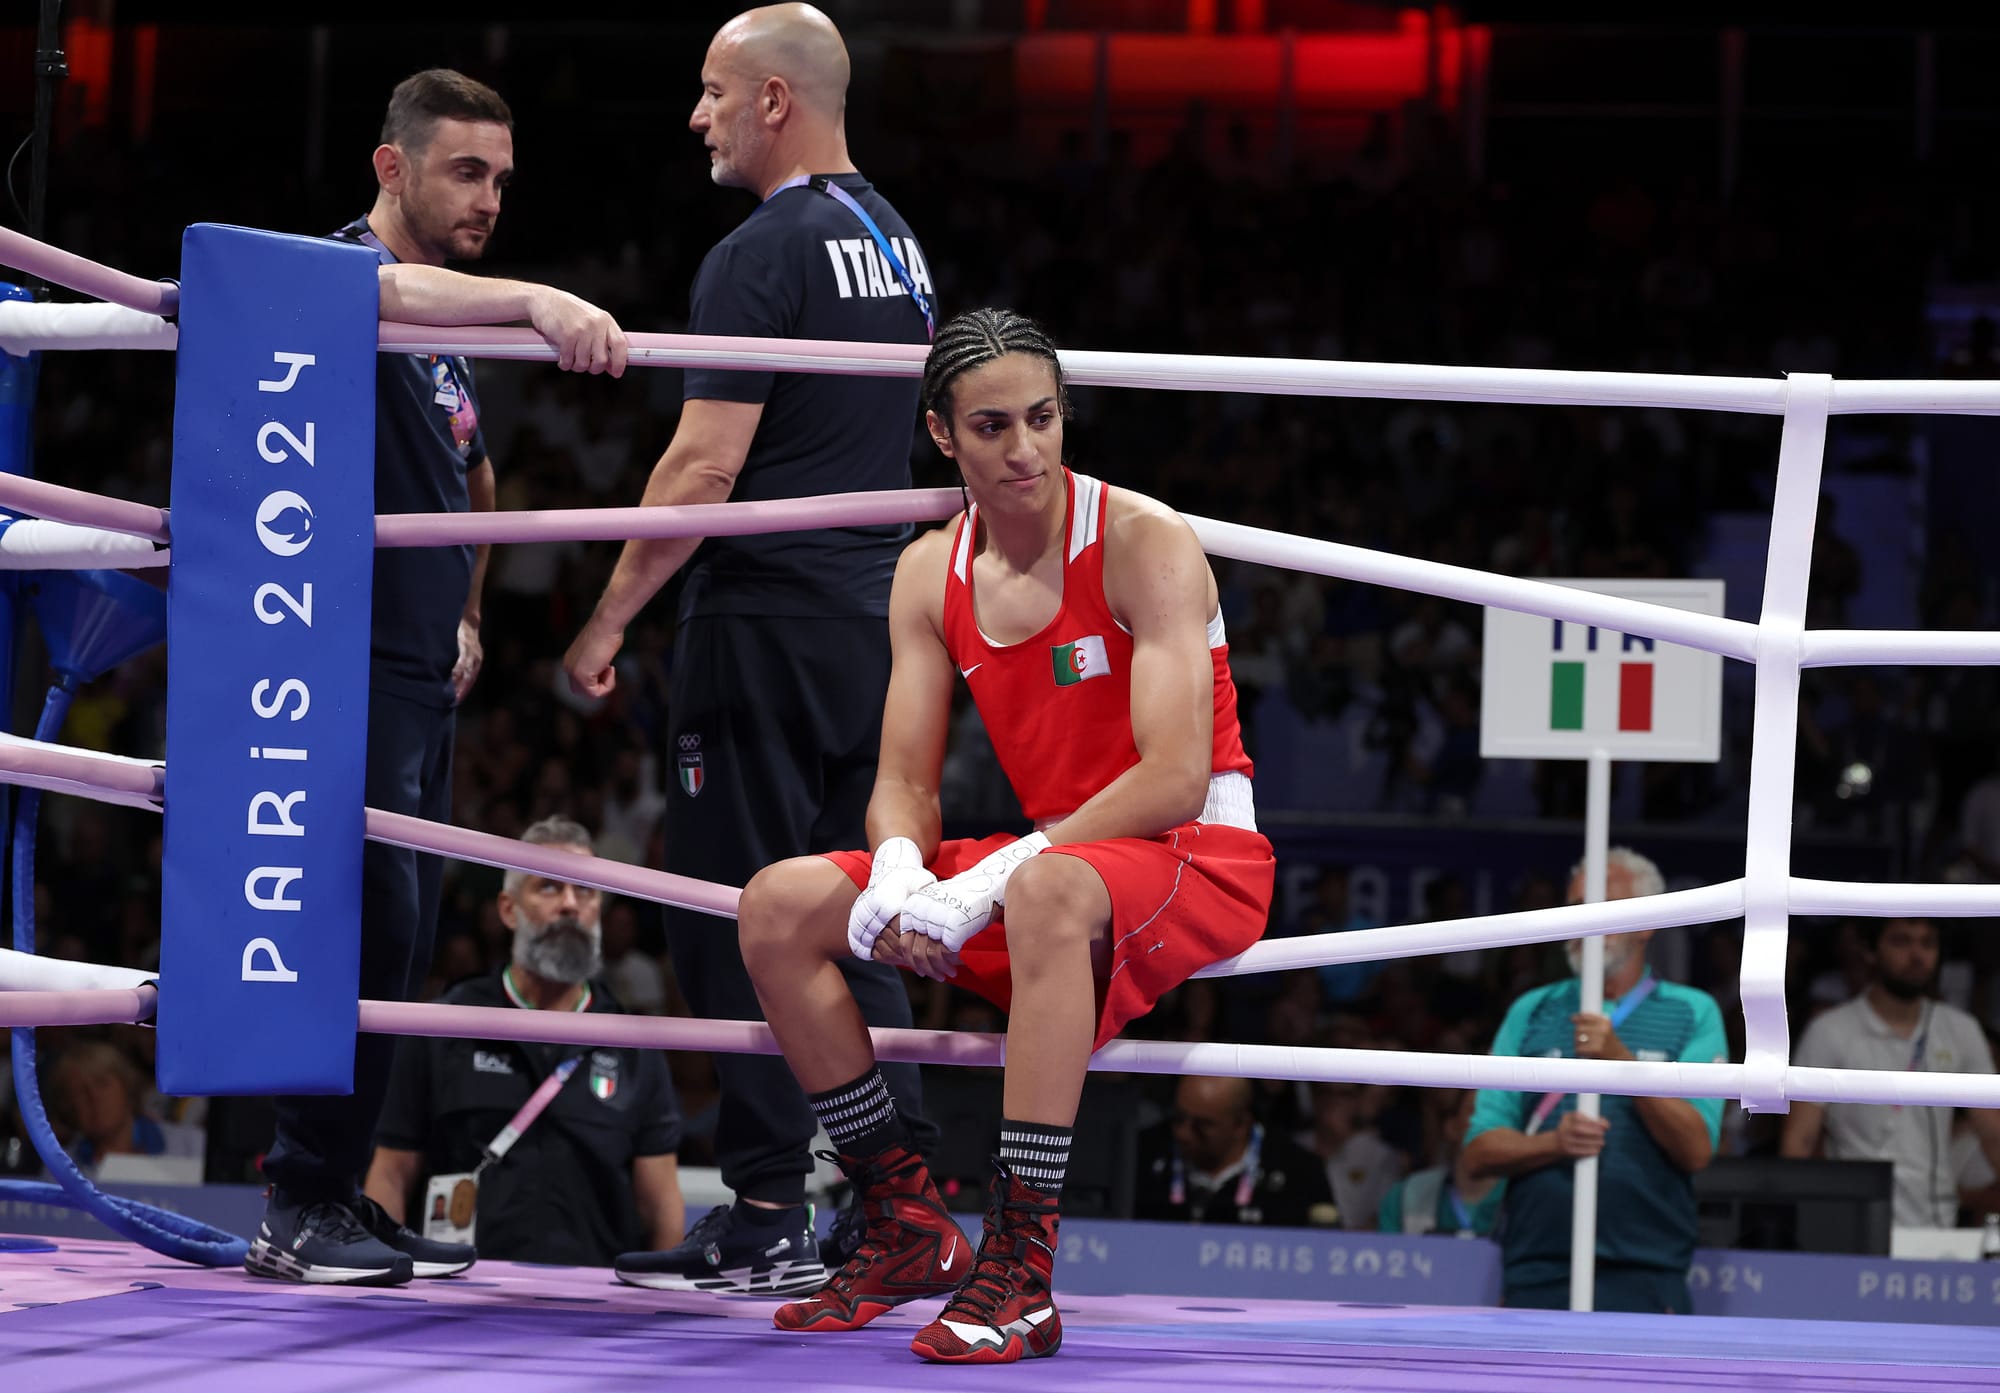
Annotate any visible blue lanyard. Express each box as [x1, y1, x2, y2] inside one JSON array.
[[1444, 1182, 1475, 1233], [768, 174, 934, 340], [1893, 1002, 1933, 1112], [1606, 970, 1659, 1031], [1908, 1003, 1932, 1070], [1525, 970, 1659, 1135]]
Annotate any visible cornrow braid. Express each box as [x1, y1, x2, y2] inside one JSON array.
[[919, 308, 1071, 430]]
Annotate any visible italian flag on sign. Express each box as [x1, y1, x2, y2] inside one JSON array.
[[1052, 635, 1110, 686], [1550, 660, 1655, 732]]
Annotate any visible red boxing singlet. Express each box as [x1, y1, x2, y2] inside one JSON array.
[[940, 469, 1254, 825]]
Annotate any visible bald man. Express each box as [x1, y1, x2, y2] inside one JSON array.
[[565, 5, 938, 1295], [1134, 1075, 1336, 1227]]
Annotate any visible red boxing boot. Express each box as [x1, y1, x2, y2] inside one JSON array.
[[910, 1163, 1062, 1364], [773, 1145, 963, 1332]]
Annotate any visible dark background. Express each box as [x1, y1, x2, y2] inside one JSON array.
[[4, 1, 1999, 1209]]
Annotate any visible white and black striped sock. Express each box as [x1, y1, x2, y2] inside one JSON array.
[[999, 1119, 1072, 1195], [807, 1067, 904, 1157]]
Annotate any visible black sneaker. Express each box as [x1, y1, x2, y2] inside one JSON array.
[[350, 1194, 477, 1278], [824, 1184, 866, 1269], [244, 1192, 414, 1287], [615, 1202, 826, 1296]]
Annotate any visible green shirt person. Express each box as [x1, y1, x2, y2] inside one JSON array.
[[1461, 849, 1728, 1313]]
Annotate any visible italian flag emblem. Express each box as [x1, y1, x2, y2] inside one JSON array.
[[1052, 635, 1110, 686], [589, 1052, 619, 1101], [1550, 660, 1654, 732]]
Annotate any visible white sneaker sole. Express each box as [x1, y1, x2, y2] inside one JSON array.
[[615, 1257, 828, 1297], [244, 1238, 411, 1287], [412, 1258, 476, 1279]]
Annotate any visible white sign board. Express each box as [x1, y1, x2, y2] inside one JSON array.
[[1480, 579, 1724, 763]]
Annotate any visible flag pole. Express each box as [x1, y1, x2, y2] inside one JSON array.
[[1569, 746, 1611, 1312]]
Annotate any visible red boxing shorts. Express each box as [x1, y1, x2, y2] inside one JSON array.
[[825, 821, 1274, 1050]]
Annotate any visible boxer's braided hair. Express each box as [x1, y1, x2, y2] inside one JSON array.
[[920, 308, 1072, 431]]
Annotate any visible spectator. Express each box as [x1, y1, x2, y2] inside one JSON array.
[[1954, 759, 2000, 884], [1294, 866, 1386, 1005], [1953, 1114, 2000, 1222], [600, 900, 667, 1016], [49, 1040, 204, 1177], [1461, 847, 1727, 1312], [1297, 1079, 1406, 1230], [1378, 1088, 1502, 1237], [1135, 1076, 1337, 1227], [363, 817, 686, 1267], [598, 746, 668, 865], [1782, 918, 2000, 1228]]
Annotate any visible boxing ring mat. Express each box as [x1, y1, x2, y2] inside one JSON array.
[[4, 1235, 1998, 1391]]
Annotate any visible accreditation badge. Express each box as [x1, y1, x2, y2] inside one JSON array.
[[423, 1172, 479, 1245]]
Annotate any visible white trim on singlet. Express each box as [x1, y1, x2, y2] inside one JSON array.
[[1110, 608, 1229, 651], [1036, 770, 1257, 834], [959, 474, 1226, 648], [1067, 472, 1104, 562], [952, 504, 979, 582]]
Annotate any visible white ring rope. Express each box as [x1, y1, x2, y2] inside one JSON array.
[[8, 730, 2000, 1113], [0, 300, 177, 357], [10, 292, 2000, 415], [0, 516, 169, 569], [0, 947, 152, 992], [3, 227, 1999, 1115], [3, 959, 1996, 1112]]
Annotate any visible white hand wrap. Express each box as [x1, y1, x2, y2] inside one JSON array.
[[847, 836, 935, 962], [900, 832, 1051, 953]]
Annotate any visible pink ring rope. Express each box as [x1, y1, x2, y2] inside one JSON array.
[[0, 984, 157, 1029], [0, 226, 179, 318], [379, 321, 930, 377], [14, 221, 2000, 1117], [374, 487, 963, 548], [0, 473, 171, 543]]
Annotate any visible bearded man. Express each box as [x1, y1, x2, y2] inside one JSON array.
[[1461, 848, 1728, 1313], [361, 818, 687, 1269], [1784, 917, 2000, 1229]]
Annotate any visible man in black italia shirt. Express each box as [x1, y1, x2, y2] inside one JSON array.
[[562, 5, 936, 1293], [364, 818, 686, 1267]]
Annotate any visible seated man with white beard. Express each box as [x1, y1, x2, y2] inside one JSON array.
[[363, 817, 687, 1268]]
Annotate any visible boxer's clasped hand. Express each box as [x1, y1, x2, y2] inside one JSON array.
[[871, 923, 960, 981], [899, 832, 1049, 953], [847, 836, 935, 961]]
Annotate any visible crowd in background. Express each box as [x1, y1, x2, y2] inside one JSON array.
[[8, 30, 2000, 1230]]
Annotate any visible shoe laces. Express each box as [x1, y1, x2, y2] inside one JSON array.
[[813, 1147, 929, 1298], [942, 1236, 1032, 1324], [683, 1204, 735, 1248], [297, 1199, 373, 1247], [348, 1194, 412, 1241], [942, 1163, 1056, 1325], [822, 1145, 926, 1206], [826, 1193, 866, 1265]]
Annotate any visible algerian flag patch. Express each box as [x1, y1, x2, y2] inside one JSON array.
[[1051, 635, 1111, 686]]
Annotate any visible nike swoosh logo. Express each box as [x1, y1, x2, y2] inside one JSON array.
[[941, 1237, 959, 1272], [958, 664, 983, 679]]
